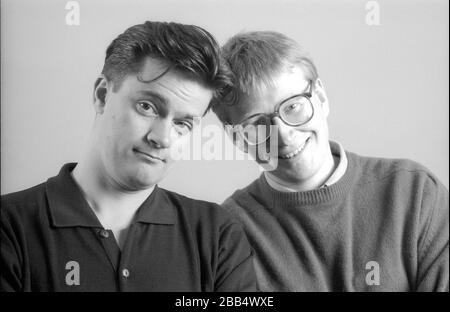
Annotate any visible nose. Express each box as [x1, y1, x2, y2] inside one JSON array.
[[146, 119, 174, 149], [272, 116, 294, 145]]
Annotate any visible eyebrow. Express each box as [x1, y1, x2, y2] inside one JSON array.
[[136, 90, 168, 105], [281, 81, 311, 102], [135, 90, 203, 119], [277, 80, 312, 107]]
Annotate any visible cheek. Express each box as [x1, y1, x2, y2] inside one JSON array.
[[306, 110, 329, 138], [114, 112, 148, 142], [103, 119, 146, 161]]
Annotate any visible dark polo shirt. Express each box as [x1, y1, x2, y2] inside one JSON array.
[[1, 164, 256, 292]]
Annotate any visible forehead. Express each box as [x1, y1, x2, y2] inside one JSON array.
[[117, 57, 213, 116], [225, 66, 310, 123]]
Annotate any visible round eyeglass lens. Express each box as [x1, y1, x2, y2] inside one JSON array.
[[280, 96, 313, 125]]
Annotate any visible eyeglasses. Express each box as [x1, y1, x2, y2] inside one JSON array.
[[232, 80, 315, 145]]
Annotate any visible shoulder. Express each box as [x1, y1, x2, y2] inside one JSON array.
[[1, 183, 49, 246], [219, 177, 264, 221], [1, 183, 48, 221], [347, 151, 442, 187], [157, 187, 242, 229], [222, 177, 259, 206], [348, 151, 448, 225]]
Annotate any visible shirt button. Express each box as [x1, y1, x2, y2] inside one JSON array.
[[122, 269, 130, 278], [100, 229, 109, 238]]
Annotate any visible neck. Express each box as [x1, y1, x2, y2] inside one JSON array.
[[265, 148, 336, 192], [72, 149, 154, 228]]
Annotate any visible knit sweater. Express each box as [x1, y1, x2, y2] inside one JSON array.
[[222, 145, 449, 291]]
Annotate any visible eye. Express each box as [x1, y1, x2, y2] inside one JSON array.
[[287, 102, 300, 110], [283, 101, 303, 115], [173, 120, 193, 136], [136, 101, 158, 117], [244, 115, 267, 127], [254, 116, 268, 126]]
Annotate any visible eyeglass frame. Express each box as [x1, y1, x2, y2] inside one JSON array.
[[229, 80, 315, 145]]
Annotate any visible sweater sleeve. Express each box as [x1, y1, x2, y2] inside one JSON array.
[[416, 176, 449, 292], [214, 221, 257, 292]]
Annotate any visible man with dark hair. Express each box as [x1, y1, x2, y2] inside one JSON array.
[[213, 31, 448, 291], [1, 21, 256, 292]]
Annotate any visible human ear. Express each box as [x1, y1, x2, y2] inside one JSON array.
[[93, 75, 109, 114], [314, 78, 330, 117]]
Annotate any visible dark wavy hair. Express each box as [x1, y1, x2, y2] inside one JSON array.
[[101, 21, 231, 110]]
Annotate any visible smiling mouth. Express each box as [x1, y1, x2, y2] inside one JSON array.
[[134, 149, 165, 163], [278, 137, 311, 159]]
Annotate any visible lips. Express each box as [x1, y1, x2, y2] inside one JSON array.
[[134, 149, 165, 162], [278, 137, 311, 159]]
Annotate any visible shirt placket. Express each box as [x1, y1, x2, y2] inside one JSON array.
[[98, 225, 133, 291], [117, 224, 138, 291]]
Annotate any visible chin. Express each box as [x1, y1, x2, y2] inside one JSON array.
[[126, 177, 158, 191], [124, 168, 162, 190]]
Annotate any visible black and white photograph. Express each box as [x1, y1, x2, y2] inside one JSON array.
[[1, 0, 448, 300]]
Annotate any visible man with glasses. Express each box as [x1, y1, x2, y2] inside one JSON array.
[[213, 31, 448, 291]]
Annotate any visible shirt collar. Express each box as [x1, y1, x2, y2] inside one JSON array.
[[322, 140, 348, 187], [46, 163, 176, 228], [264, 140, 348, 192]]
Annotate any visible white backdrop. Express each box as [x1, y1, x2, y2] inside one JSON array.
[[1, 0, 448, 203]]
